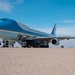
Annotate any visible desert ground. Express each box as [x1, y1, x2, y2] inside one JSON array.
[[0, 48, 75, 75]]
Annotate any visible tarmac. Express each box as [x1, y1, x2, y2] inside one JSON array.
[[0, 48, 75, 75]]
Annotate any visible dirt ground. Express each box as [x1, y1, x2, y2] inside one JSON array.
[[0, 48, 75, 75]]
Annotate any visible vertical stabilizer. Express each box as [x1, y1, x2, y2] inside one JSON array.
[[51, 24, 56, 35]]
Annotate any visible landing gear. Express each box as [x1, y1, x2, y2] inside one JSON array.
[[21, 40, 49, 48], [3, 40, 9, 47], [40, 41, 49, 48], [40, 44, 49, 48], [6, 41, 9, 47], [61, 45, 64, 48]]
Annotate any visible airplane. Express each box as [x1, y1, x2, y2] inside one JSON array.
[[0, 18, 75, 48]]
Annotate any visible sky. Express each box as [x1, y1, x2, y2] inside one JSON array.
[[0, 0, 75, 47]]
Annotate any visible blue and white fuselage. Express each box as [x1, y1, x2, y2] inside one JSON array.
[[0, 18, 74, 47], [0, 18, 55, 41]]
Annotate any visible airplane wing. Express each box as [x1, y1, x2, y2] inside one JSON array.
[[32, 36, 75, 41], [58, 36, 75, 40]]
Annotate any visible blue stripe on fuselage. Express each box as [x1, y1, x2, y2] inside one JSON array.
[[0, 18, 50, 37]]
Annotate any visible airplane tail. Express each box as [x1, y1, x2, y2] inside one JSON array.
[[51, 24, 56, 35]]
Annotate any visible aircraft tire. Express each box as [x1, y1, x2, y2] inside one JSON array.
[[39, 42, 49, 48], [6, 41, 9, 47]]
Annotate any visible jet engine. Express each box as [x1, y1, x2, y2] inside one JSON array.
[[51, 38, 60, 45]]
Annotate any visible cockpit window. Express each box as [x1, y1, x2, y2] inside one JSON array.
[[0, 19, 7, 22], [0, 19, 7, 21]]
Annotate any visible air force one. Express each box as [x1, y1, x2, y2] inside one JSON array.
[[0, 18, 75, 48]]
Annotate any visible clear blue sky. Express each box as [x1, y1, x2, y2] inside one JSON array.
[[0, 0, 75, 35]]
